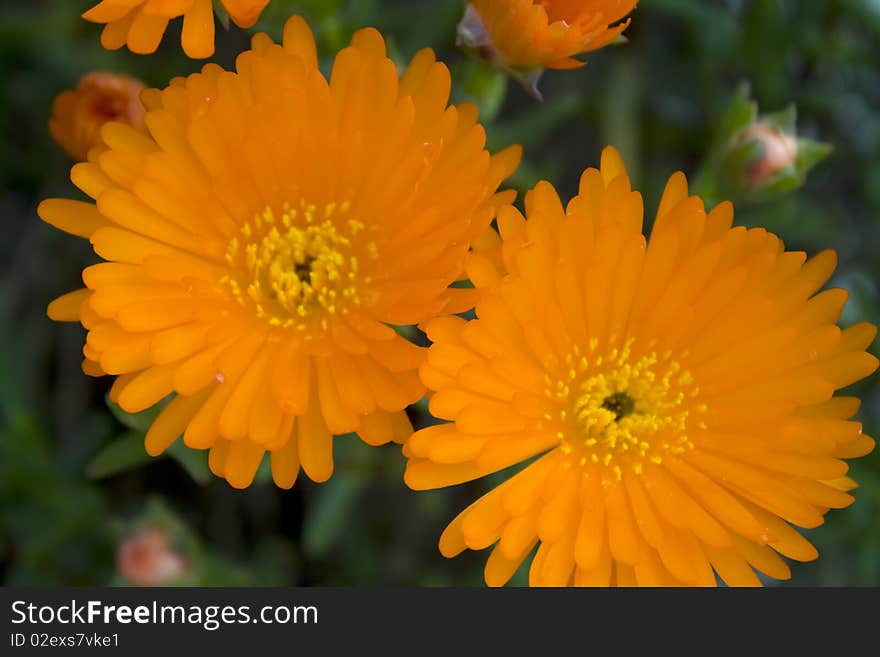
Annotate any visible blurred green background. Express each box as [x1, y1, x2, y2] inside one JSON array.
[[1, 0, 878, 586]]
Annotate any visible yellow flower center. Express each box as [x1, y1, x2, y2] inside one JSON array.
[[221, 200, 377, 331], [546, 338, 706, 479]]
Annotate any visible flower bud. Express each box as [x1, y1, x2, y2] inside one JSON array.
[[695, 84, 831, 202], [117, 528, 188, 586], [49, 72, 146, 161], [741, 122, 799, 189]]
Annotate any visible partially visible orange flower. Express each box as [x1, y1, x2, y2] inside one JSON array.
[[459, 0, 637, 92], [49, 71, 146, 161], [39, 17, 520, 490], [83, 0, 272, 59], [404, 146, 877, 587]]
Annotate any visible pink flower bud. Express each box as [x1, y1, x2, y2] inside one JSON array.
[[743, 122, 799, 188], [117, 528, 188, 586]]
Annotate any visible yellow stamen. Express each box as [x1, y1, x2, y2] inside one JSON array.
[[221, 202, 375, 331], [549, 338, 706, 479]]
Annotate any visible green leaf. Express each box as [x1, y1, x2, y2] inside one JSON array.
[[762, 104, 798, 133], [86, 430, 153, 479], [104, 395, 211, 484], [301, 438, 373, 557], [212, 0, 230, 30], [302, 472, 367, 557], [166, 440, 211, 485], [105, 394, 164, 433], [253, 454, 273, 485], [796, 138, 833, 174], [458, 59, 508, 124], [764, 170, 803, 195], [718, 82, 758, 140]]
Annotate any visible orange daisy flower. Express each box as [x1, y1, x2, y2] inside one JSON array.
[[38, 17, 521, 490], [404, 147, 877, 586], [458, 0, 637, 92], [83, 0, 272, 58], [49, 71, 146, 162]]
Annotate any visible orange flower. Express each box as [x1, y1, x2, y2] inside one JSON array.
[[404, 147, 877, 587], [458, 0, 637, 88], [83, 0, 272, 58], [49, 71, 146, 162], [38, 17, 520, 490]]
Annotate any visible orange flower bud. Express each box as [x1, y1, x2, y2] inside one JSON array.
[[117, 528, 188, 586], [49, 72, 146, 161]]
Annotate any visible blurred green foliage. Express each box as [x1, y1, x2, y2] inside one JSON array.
[[1, 0, 879, 586]]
